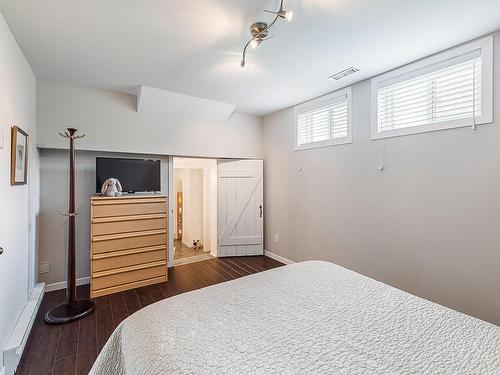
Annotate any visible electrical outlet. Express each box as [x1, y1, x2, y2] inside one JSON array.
[[274, 233, 279, 242], [39, 261, 50, 274]]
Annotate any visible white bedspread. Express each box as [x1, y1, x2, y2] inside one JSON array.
[[90, 261, 500, 374]]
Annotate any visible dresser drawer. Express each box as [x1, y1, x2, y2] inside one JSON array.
[[93, 246, 166, 272], [92, 215, 167, 236], [92, 230, 166, 254], [92, 261, 166, 291], [92, 201, 166, 218]]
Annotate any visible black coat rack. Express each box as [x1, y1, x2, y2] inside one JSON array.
[[45, 128, 94, 324]]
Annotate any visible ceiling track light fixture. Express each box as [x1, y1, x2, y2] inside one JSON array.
[[240, 0, 293, 69]]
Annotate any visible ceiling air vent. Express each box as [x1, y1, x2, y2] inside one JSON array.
[[328, 67, 360, 81]]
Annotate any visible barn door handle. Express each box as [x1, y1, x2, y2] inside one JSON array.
[[259, 205, 262, 218]]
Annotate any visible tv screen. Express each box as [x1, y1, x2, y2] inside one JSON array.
[[96, 157, 160, 194]]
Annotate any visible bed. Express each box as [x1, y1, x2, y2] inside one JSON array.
[[90, 261, 500, 374]]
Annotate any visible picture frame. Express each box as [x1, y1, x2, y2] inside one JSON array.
[[11, 126, 29, 185]]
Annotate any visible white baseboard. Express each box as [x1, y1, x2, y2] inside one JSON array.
[[264, 250, 294, 265], [4, 283, 45, 375], [44, 276, 90, 292]]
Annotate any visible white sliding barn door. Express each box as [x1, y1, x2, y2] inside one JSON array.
[[218, 159, 263, 257]]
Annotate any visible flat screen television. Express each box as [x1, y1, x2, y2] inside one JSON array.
[[96, 157, 161, 194]]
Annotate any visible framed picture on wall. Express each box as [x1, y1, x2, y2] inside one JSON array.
[[11, 126, 28, 185]]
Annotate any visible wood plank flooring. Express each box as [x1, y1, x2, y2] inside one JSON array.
[[17, 256, 283, 375]]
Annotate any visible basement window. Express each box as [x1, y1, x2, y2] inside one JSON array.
[[295, 87, 352, 150], [371, 36, 493, 139]]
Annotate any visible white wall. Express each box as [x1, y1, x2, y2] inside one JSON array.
[[263, 31, 500, 326], [37, 80, 263, 159], [38, 149, 169, 285], [0, 12, 38, 371]]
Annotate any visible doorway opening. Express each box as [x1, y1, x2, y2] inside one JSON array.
[[172, 157, 217, 265]]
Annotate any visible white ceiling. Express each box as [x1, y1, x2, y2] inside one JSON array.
[[1, 0, 500, 116]]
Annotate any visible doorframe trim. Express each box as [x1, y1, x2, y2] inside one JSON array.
[[167, 156, 174, 268]]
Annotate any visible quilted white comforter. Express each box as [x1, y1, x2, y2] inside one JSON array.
[[90, 261, 500, 374]]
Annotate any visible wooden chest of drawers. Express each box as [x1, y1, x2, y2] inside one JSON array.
[[90, 195, 168, 298]]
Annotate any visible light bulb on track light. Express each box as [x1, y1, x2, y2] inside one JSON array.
[[250, 39, 259, 49], [266, 9, 293, 21]]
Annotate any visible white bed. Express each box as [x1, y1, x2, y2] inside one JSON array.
[[90, 261, 500, 374]]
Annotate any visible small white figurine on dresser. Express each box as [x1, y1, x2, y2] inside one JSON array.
[[101, 178, 123, 197]]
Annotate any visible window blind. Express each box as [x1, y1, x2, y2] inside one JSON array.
[[377, 57, 481, 133], [297, 96, 348, 146]]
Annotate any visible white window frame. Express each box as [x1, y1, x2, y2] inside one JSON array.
[[371, 36, 494, 140], [295, 87, 353, 151]]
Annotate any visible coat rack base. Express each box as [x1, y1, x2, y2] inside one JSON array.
[[44, 299, 95, 325]]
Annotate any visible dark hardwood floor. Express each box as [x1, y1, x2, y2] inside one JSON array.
[[17, 256, 283, 375]]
